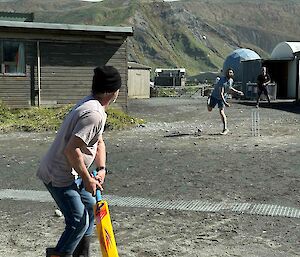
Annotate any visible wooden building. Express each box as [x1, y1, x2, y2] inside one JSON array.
[[0, 12, 34, 22], [0, 20, 133, 109], [128, 61, 151, 99]]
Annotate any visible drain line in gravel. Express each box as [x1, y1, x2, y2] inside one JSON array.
[[0, 189, 299, 219]]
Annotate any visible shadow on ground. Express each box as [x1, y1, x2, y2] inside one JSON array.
[[238, 100, 300, 114]]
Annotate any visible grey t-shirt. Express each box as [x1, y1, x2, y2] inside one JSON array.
[[36, 95, 107, 187], [211, 77, 233, 100]]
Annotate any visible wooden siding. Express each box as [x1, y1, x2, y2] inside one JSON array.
[[36, 41, 128, 109], [128, 69, 150, 98], [0, 21, 132, 109], [0, 39, 128, 109], [0, 41, 35, 108], [0, 75, 30, 108]]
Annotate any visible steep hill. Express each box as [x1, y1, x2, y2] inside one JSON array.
[[1, 0, 300, 78]]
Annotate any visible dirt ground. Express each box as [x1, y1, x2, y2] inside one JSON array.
[[0, 96, 299, 257]]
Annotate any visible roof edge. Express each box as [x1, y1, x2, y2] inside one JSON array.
[[0, 20, 133, 35]]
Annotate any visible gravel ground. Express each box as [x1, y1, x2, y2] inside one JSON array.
[[0, 96, 299, 257]]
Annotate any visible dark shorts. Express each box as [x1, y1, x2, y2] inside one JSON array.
[[258, 86, 268, 96], [208, 95, 224, 109]]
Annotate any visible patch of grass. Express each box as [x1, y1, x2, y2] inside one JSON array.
[[106, 108, 144, 130], [0, 102, 144, 133], [157, 87, 179, 97], [152, 86, 201, 97]]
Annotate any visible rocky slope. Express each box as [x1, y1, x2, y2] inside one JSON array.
[[1, 0, 300, 77]]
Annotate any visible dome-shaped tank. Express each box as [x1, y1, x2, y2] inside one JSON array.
[[271, 41, 300, 59], [223, 48, 261, 82]]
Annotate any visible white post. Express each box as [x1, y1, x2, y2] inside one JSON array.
[[37, 41, 41, 107], [251, 109, 260, 136]]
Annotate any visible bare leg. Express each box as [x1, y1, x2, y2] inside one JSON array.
[[220, 108, 227, 131]]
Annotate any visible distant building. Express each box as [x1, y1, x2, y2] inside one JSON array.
[[0, 11, 34, 22], [223, 44, 300, 101], [128, 62, 151, 99], [264, 41, 300, 100], [154, 68, 186, 87]]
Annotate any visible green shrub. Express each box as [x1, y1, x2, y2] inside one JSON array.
[[0, 104, 143, 133], [106, 108, 144, 130], [0, 101, 14, 121]]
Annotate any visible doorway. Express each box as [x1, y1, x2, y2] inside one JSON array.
[[263, 60, 289, 99]]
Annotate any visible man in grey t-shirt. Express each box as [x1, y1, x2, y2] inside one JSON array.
[[37, 66, 121, 257], [207, 68, 244, 135]]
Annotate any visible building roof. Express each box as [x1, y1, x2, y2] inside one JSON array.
[[0, 20, 133, 40], [223, 48, 261, 81], [155, 68, 186, 73], [225, 48, 261, 62], [271, 41, 300, 60], [128, 62, 151, 70]]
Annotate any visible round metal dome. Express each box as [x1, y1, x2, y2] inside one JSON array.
[[223, 48, 261, 82], [271, 41, 300, 59]]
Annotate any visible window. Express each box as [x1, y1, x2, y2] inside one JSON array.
[[1, 41, 25, 75]]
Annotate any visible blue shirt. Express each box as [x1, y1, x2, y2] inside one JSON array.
[[211, 77, 233, 100]]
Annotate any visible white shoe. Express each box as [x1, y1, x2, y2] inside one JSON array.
[[220, 129, 229, 135]]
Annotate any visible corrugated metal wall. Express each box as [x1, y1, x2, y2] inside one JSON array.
[[242, 59, 262, 93]]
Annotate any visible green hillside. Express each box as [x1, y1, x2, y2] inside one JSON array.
[[1, 0, 300, 78]]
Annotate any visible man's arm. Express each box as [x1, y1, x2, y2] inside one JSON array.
[[93, 135, 107, 185], [227, 78, 243, 96], [263, 74, 271, 86], [229, 86, 244, 96], [64, 135, 101, 194]]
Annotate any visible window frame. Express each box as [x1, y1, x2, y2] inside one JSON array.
[[0, 40, 26, 77]]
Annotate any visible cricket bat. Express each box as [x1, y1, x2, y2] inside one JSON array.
[[93, 170, 119, 257]]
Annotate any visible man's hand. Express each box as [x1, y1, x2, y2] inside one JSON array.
[[225, 102, 230, 107], [239, 91, 244, 96], [83, 176, 102, 195], [95, 169, 106, 187]]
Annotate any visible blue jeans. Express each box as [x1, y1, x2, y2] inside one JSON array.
[[45, 178, 96, 254]]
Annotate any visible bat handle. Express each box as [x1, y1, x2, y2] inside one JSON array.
[[92, 170, 102, 201], [95, 189, 102, 202]]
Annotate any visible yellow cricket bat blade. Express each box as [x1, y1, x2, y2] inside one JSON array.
[[94, 192, 119, 257]]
